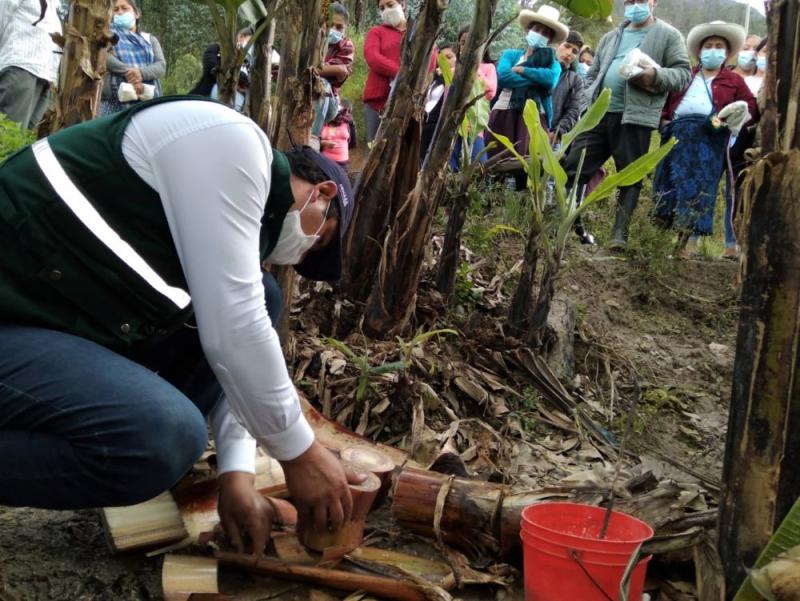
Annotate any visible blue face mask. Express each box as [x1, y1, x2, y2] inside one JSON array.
[[737, 50, 755, 69], [700, 48, 727, 70], [526, 30, 549, 49], [756, 57, 767, 71], [576, 62, 588, 77], [113, 11, 136, 30], [328, 29, 344, 45], [624, 2, 651, 25]]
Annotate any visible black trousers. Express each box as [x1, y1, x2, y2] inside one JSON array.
[[564, 112, 653, 206]]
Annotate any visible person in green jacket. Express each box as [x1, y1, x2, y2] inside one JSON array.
[[0, 97, 361, 555], [562, 0, 691, 248]]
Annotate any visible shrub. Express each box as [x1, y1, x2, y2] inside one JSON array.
[[160, 53, 202, 96], [0, 114, 35, 163]]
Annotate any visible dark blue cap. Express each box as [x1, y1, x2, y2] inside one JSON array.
[[291, 146, 355, 282]]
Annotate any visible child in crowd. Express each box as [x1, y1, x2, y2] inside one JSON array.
[[321, 101, 356, 169], [421, 44, 457, 160]]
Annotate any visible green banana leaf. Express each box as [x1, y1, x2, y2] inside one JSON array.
[[734, 497, 800, 601], [189, 0, 247, 12], [550, 0, 614, 19], [238, 0, 268, 24], [523, 99, 567, 191], [437, 54, 491, 146], [559, 88, 611, 157]]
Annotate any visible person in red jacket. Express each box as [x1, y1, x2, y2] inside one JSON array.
[[653, 21, 758, 259], [362, 0, 407, 145]]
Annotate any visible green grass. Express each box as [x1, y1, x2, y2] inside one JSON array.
[[0, 113, 35, 163]]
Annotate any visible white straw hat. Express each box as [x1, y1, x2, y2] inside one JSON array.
[[518, 5, 570, 46], [686, 21, 746, 58]]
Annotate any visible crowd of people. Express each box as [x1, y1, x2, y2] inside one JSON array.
[[0, 0, 770, 258]]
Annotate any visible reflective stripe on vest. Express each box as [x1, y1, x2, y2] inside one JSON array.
[[31, 138, 192, 310]]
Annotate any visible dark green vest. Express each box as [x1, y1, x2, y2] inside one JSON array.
[[0, 97, 294, 352]]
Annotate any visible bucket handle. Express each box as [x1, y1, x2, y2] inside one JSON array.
[[569, 544, 643, 601], [569, 551, 616, 601]]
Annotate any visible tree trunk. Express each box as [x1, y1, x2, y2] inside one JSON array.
[[37, 0, 114, 137], [247, 18, 268, 120], [342, 3, 443, 304], [203, 1, 240, 108], [527, 252, 561, 348], [363, 0, 499, 338], [250, 17, 277, 132], [269, 1, 326, 344], [435, 185, 469, 299], [391, 467, 506, 558], [718, 2, 800, 594], [344, 0, 366, 31], [507, 217, 542, 334]]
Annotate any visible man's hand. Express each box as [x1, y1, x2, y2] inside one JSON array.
[[630, 67, 657, 91], [125, 67, 143, 85], [512, 66, 525, 74], [217, 471, 274, 555], [280, 440, 364, 534]]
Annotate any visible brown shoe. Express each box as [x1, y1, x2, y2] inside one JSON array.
[[722, 247, 740, 260]]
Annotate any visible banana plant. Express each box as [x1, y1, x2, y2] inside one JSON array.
[[190, 0, 274, 106], [396, 328, 459, 366], [549, 0, 614, 19], [437, 53, 492, 168], [492, 90, 677, 344], [326, 338, 408, 403]]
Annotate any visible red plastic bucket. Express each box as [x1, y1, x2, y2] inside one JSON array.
[[520, 502, 653, 601]]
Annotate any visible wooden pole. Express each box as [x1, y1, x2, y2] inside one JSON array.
[[215, 551, 432, 601], [38, 0, 114, 137], [718, 0, 800, 593]]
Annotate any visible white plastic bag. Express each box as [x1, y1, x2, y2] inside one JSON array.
[[138, 83, 155, 101], [117, 82, 138, 102], [618, 48, 661, 80], [718, 100, 751, 134]]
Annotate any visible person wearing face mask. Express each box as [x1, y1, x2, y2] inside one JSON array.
[[561, 0, 691, 249], [100, 0, 165, 116], [732, 34, 763, 95], [725, 35, 766, 258], [0, 0, 61, 130], [362, 0, 407, 145], [654, 22, 757, 259], [486, 5, 566, 191], [0, 97, 361, 557], [577, 47, 594, 79], [311, 2, 355, 147]]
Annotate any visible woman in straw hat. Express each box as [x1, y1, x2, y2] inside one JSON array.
[[652, 21, 758, 258], [486, 5, 567, 190]]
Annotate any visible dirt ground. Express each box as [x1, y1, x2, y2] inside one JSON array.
[[0, 233, 739, 600]]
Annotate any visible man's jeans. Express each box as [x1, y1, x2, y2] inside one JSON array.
[[0, 272, 283, 510]]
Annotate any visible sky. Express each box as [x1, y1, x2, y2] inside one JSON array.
[[735, 0, 767, 15]]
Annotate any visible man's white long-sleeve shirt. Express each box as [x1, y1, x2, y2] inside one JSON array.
[[0, 0, 61, 82], [120, 100, 314, 472]]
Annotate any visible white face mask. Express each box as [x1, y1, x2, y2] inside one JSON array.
[[266, 190, 329, 265], [381, 4, 405, 27]]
